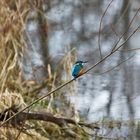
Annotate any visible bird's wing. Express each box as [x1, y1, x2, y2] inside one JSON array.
[[72, 65, 83, 76]]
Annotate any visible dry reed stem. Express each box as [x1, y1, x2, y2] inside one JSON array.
[[0, 0, 29, 93]]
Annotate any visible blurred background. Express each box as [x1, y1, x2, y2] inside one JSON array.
[[23, 0, 140, 121], [1, 0, 140, 139]]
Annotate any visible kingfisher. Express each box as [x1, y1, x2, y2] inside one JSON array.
[[72, 61, 88, 80]]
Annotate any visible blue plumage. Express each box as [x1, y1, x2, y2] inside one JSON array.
[[72, 61, 88, 80]]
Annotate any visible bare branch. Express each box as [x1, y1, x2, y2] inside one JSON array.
[[113, 23, 140, 53], [117, 47, 140, 52], [111, 7, 140, 52], [98, 0, 114, 59], [98, 54, 135, 75], [0, 109, 99, 130], [110, 23, 119, 37], [94, 54, 135, 75]]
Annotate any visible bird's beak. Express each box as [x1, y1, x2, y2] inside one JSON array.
[[83, 61, 88, 63]]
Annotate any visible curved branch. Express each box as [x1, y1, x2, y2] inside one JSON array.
[[98, 54, 135, 75], [0, 109, 99, 130], [111, 7, 140, 52], [98, 0, 114, 59]]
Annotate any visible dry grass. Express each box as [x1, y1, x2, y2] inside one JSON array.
[[0, 1, 83, 139], [0, 1, 51, 139], [0, 89, 26, 112], [0, 0, 29, 93], [0, 127, 49, 140], [0, 0, 47, 93]]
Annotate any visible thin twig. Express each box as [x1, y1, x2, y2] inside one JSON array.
[[118, 47, 140, 52], [98, 0, 114, 59], [110, 0, 130, 37], [110, 23, 119, 37], [111, 7, 140, 52], [14, 108, 30, 140], [114, 0, 130, 29], [113, 23, 140, 53], [98, 54, 135, 75]]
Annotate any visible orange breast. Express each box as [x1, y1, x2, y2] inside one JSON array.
[[77, 68, 85, 76]]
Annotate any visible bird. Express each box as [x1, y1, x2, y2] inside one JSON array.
[[72, 61, 88, 80]]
